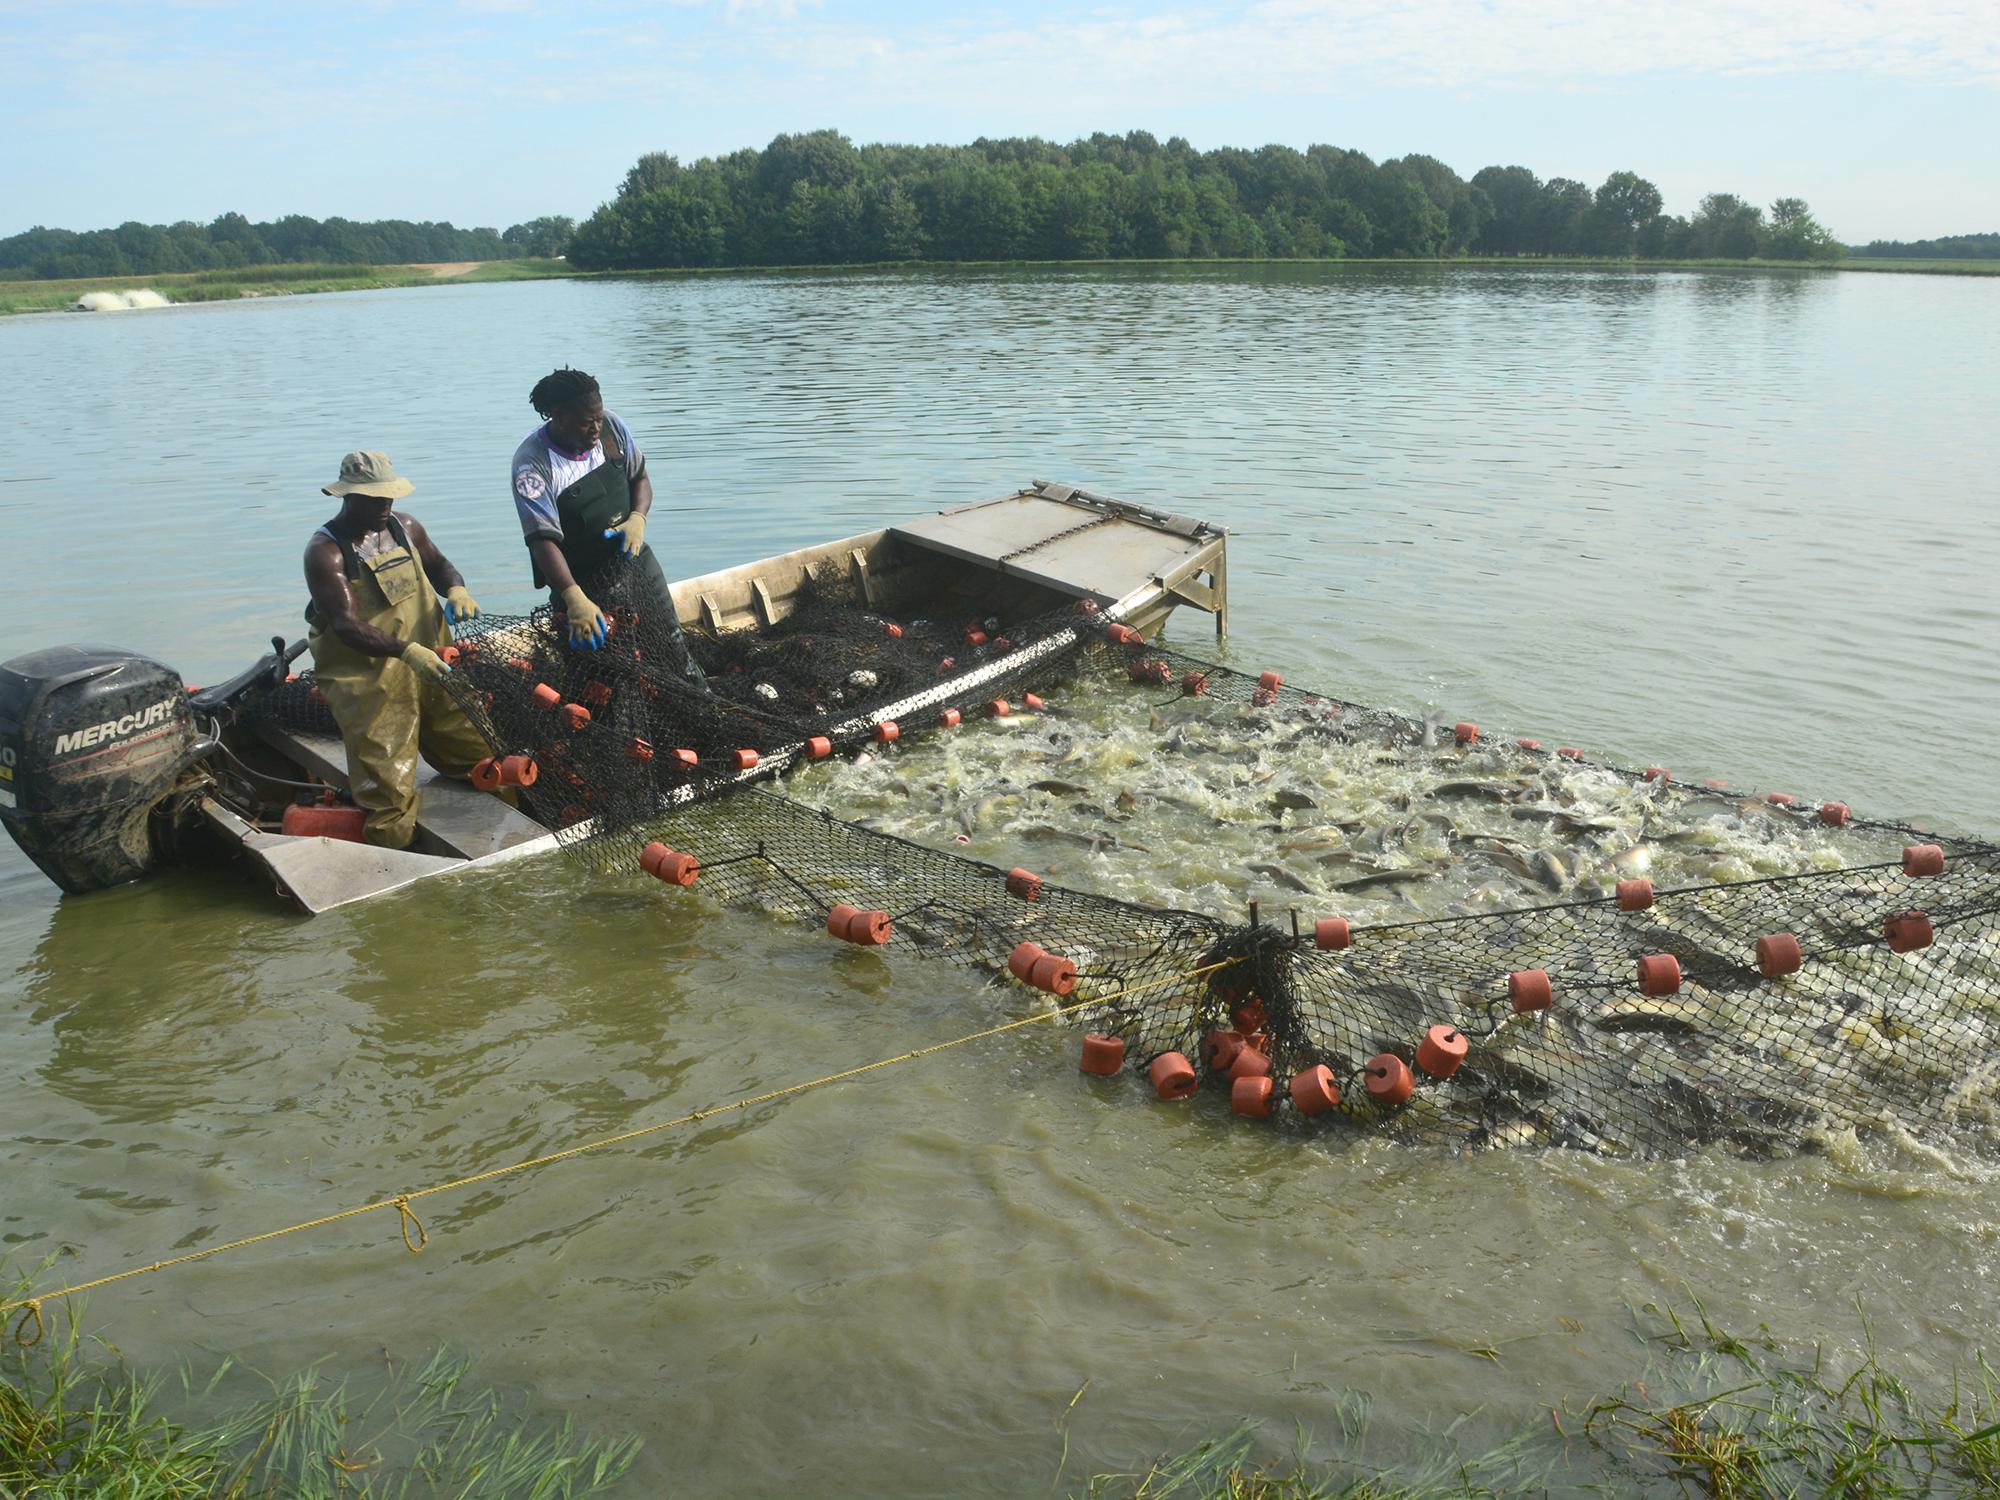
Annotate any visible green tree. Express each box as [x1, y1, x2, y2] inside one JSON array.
[[1765, 198, 1842, 261], [1688, 194, 1765, 257], [503, 216, 575, 258]]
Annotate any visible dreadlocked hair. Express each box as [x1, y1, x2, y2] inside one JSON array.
[[530, 367, 600, 418]]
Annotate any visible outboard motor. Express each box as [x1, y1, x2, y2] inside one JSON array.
[[0, 646, 204, 893]]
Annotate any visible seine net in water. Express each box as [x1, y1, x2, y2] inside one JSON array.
[[244, 569, 2000, 1158]]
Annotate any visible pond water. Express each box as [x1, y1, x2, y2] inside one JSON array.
[[2, 264, 1997, 1493]]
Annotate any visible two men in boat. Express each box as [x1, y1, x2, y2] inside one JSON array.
[[303, 452, 491, 849], [299, 367, 707, 849]]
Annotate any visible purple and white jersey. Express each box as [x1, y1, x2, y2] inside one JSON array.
[[510, 412, 643, 544]]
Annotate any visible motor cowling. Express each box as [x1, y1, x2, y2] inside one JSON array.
[[0, 646, 201, 893]]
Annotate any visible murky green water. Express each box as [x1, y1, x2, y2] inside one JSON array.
[[3, 265, 1999, 1493]]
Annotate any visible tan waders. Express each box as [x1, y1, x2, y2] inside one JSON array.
[[308, 518, 491, 848]]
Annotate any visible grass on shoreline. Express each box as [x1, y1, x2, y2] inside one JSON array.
[[1078, 1301, 2000, 1499], [0, 258, 575, 315], [2, 1279, 638, 1498], [4, 249, 1992, 315], [9, 1293, 1999, 1496]]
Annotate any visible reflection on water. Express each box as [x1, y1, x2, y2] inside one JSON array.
[[2, 265, 1999, 1495]]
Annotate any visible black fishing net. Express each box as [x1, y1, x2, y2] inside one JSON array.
[[242, 567, 2000, 1157]]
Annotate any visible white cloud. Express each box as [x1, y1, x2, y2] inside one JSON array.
[[734, 0, 2000, 98]]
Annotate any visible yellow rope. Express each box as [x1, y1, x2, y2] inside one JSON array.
[[0, 957, 1237, 1321]]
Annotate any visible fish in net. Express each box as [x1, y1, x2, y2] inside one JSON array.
[[242, 567, 2000, 1157]]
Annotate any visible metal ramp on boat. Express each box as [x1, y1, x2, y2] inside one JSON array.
[[207, 730, 559, 914], [891, 481, 1228, 638]]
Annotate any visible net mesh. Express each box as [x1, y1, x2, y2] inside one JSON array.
[[242, 564, 2000, 1156]]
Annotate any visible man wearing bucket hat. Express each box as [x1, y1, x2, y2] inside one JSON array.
[[303, 451, 495, 849]]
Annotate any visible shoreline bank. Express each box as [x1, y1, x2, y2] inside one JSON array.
[[6, 251, 1992, 317]]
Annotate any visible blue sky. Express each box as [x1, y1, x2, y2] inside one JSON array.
[[2, 0, 1995, 243]]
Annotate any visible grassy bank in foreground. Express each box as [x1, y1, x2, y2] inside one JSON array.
[[2, 1322, 637, 1497], [1081, 1303, 2000, 1499], [8, 1300, 1997, 1496], [0, 258, 575, 315]]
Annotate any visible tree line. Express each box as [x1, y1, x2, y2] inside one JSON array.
[[1852, 232, 2000, 259], [566, 130, 1848, 270], [0, 213, 575, 280]]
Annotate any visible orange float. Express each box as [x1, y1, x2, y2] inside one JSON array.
[[1258, 671, 1282, 692], [1005, 867, 1043, 901], [1230, 1076, 1275, 1118], [1508, 969, 1554, 1012], [1023, 693, 1045, 711], [626, 738, 654, 762], [806, 736, 832, 759], [1080, 1034, 1125, 1076], [1415, 1025, 1469, 1079], [1902, 844, 1945, 877], [1755, 933, 1802, 979], [1105, 623, 1142, 646], [1289, 1065, 1342, 1116], [965, 627, 988, 648], [439, 645, 461, 667], [1227, 1046, 1272, 1082], [1643, 766, 1670, 785], [1149, 1052, 1198, 1100], [875, 721, 900, 743], [280, 803, 367, 842], [1766, 792, 1797, 807], [506, 657, 533, 672], [1027, 953, 1078, 996], [732, 749, 759, 771], [1454, 721, 1479, 745], [532, 683, 561, 710], [1637, 953, 1682, 996], [1515, 738, 1541, 751], [582, 680, 612, 708], [1616, 878, 1654, 911], [640, 842, 700, 886], [1182, 672, 1209, 697], [562, 703, 591, 729], [1885, 910, 1933, 953], [1007, 941, 1045, 981], [470, 757, 503, 792], [827, 906, 892, 945], [1819, 802, 1851, 826], [669, 748, 699, 770], [937, 708, 962, 728], [1557, 746, 1583, 761], [1251, 688, 1277, 707], [1364, 1053, 1415, 1107], [1231, 998, 1267, 1034], [1201, 1029, 1245, 1073], [882, 621, 903, 639], [1314, 918, 1352, 951], [498, 754, 537, 787], [988, 699, 1011, 717]]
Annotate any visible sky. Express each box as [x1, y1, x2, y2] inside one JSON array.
[[1, 0, 1995, 245]]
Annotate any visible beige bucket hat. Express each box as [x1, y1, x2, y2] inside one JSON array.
[[323, 450, 414, 499]]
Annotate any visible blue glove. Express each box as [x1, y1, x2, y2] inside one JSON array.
[[559, 585, 609, 649], [602, 512, 646, 558], [443, 585, 480, 626]]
